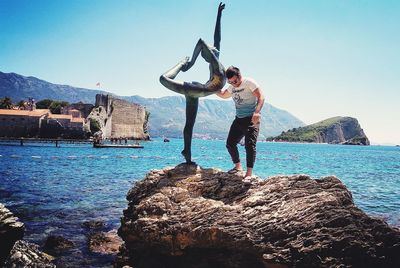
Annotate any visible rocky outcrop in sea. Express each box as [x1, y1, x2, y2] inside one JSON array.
[[117, 164, 400, 268], [318, 117, 370, 145], [0, 203, 24, 264], [268, 116, 370, 145], [4, 240, 55, 268], [0, 203, 55, 267]]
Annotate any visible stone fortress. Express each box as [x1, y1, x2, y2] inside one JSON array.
[[0, 94, 149, 140], [88, 94, 149, 140]]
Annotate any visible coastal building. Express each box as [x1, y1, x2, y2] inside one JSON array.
[[62, 108, 82, 118], [0, 108, 85, 138], [0, 109, 49, 137], [46, 113, 84, 131], [62, 103, 94, 119], [0, 95, 147, 139]]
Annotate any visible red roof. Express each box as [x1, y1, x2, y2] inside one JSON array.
[[0, 109, 49, 117]]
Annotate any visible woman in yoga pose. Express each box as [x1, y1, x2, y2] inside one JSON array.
[[160, 2, 226, 164]]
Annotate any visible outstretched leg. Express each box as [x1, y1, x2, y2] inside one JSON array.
[[159, 57, 189, 95], [181, 38, 208, 71], [181, 96, 199, 165]]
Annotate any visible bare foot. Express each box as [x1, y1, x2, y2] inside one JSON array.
[[181, 149, 193, 164], [181, 56, 190, 71]]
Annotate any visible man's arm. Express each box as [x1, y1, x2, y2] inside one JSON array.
[[216, 88, 231, 99], [251, 88, 265, 124]]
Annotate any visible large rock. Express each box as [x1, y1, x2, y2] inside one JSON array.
[[88, 229, 123, 255], [1, 203, 56, 267], [43, 235, 74, 255], [118, 165, 400, 268], [4, 240, 55, 268], [0, 203, 24, 265]]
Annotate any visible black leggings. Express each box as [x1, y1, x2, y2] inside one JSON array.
[[226, 116, 259, 168]]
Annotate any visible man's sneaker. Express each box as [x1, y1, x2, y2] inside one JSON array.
[[227, 167, 243, 174]]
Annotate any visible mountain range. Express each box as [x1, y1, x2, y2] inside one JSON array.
[[0, 71, 305, 139]]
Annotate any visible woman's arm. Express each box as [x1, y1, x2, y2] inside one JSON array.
[[213, 2, 225, 51]]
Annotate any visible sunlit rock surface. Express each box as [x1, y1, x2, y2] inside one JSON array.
[[1, 203, 55, 267], [0, 203, 24, 265], [117, 165, 400, 268], [4, 240, 55, 268]]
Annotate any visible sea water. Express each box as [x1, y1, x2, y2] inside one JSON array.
[[0, 138, 399, 267]]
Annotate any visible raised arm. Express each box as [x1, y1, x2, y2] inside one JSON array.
[[213, 2, 225, 51]]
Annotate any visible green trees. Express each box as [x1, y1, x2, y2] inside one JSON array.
[[36, 99, 53, 109], [0, 97, 70, 114], [0, 97, 13, 109], [144, 111, 150, 135], [90, 118, 101, 133], [48, 101, 69, 114], [17, 100, 26, 109], [36, 99, 69, 114]]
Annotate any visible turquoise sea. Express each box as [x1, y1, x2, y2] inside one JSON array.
[[1, 138, 399, 267]]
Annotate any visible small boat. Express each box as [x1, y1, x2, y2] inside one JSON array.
[[93, 143, 143, 149], [164, 138, 170, 142]]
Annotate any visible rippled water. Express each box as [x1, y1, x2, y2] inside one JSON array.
[[1, 139, 399, 267]]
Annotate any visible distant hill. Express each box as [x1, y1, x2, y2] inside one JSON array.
[[125, 95, 305, 139], [0, 71, 108, 103], [0, 71, 305, 138], [268, 116, 370, 145]]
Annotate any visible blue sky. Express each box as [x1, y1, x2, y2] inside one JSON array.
[[1, 0, 399, 144]]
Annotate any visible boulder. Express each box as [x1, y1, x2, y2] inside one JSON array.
[[1, 203, 54, 267], [117, 164, 400, 268], [0, 203, 24, 265], [82, 220, 107, 231], [88, 229, 123, 255], [43, 235, 74, 255], [4, 240, 55, 268]]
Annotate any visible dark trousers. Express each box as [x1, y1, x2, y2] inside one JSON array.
[[226, 116, 259, 168]]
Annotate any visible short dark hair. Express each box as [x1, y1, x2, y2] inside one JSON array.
[[226, 66, 240, 79]]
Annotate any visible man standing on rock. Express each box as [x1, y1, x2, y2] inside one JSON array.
[[216, 66, 265, 182]]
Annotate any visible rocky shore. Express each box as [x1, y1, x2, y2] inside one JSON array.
[[117, 164, 400, 268], [0, 203, 24, 265], [0, 203, 123, 267], [0, 203, 55, 267]]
